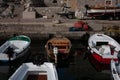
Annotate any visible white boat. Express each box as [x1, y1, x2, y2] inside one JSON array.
[[9, 62, 58, 80], [87, 7, 120, 17], [111, 59, 120, 80], [0, 35, 31, 62], [88, 33, 120, 71], [85, 0, 120, 19]]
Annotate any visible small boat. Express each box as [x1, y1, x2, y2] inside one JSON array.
[[86, 6, 120, 17], [9, 62, 58, 80], [88, 33, 120, 71], [85, 0, 120, 19], [45, 35, 72, 60], [0, 35, 31, 62], [110, 59, 120, 80]]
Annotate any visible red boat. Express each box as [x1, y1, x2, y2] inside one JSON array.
[[88, 33, 120, 71]]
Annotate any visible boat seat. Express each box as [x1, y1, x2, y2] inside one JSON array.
[[10, 44, 20, 53], [99, 48, 105, 55], [14, 49, 21, 53], [99, 45, 111, 55]]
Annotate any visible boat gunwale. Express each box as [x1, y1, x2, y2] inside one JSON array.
[[8, 35, 31, 43]]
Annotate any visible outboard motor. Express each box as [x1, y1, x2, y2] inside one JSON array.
[[53, 47, 58, 64], [84, 4, 91, 15]]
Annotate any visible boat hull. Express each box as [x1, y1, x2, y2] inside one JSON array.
[[88, 33, 120, 71], [110, 60, 120, 80], [87, 8, 120, 17], [88, 51, 117, 72]]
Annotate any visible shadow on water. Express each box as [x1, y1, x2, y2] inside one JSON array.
[[0, 33, 115, 80]]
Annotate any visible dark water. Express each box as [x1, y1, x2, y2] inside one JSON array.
[[0, 35, 115, 80]]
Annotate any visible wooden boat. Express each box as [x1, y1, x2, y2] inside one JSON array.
[[45, 35, 71, 60], [9, 62, 58, 80], [110, 59, 120, 80], [0, 35, 31, 62], [88, 33, 120, 71]]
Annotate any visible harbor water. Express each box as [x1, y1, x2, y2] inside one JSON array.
[[0, 34, 118, 80]]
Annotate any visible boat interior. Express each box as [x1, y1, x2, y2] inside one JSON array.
[[47, 41, 71, 59], [48, 42, 70, 52], [99, 45, 111, 56], [92, 41, 116, 57], [23, 70, 48, 80], [9, 62, 58, 80], [27, 74, 47, 80], [0, 41, 27, 61], [1, 40, 28, 55], [46, 36, 71, 60]]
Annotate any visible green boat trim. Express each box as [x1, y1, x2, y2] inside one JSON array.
[[8, 35, 31, 42]]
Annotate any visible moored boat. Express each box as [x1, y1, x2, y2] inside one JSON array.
[[9, 62, 58, 80], [110, 59, 120, 80], [85, 0, 120, 19], [0, 35, 31, 62], [87, 6, 120, 17], [88, 33, 120, 71], [45, 35, 72, 60]]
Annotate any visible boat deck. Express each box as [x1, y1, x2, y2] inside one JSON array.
[[27, 75, 47, 80]]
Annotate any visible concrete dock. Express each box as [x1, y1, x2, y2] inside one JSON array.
[[0, 18, 119, 39]]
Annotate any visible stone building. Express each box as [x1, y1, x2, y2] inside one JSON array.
[[60, 0, 77, 11], [21, 0, 120, 19]]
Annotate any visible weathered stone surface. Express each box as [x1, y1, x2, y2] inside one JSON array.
[[22, 11, 36, 19], [34, 7, 62, 18]]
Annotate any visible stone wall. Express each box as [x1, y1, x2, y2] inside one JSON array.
[[31, 0, 62, 7], [34, 7, 62, 18], [0, 23, 76, 39], [22, 11, 36, 19]]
